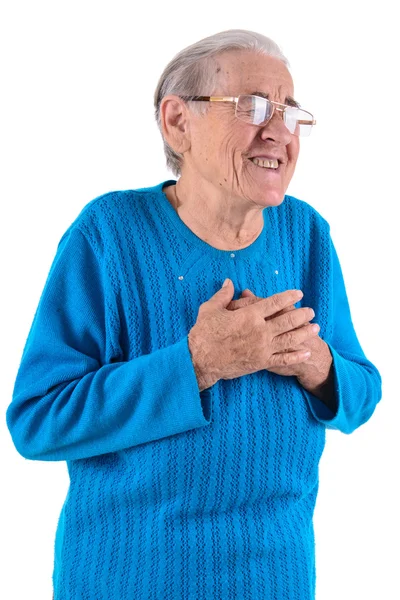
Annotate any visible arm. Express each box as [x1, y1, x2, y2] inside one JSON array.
[[6, 226, 214, 462], [299, 234, 382, 433]]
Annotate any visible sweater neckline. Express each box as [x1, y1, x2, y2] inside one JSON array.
[[156, 180, 269, 260]]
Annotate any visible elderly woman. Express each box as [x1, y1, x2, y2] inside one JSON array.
[[6, 29, 381, 600]]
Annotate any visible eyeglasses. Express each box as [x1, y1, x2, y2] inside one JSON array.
[[179, 94, 316, 137]]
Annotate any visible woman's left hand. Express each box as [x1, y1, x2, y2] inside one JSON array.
[[226, 289, 333, 389]]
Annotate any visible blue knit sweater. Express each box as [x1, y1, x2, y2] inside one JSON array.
[[6, 180, 382, 599]]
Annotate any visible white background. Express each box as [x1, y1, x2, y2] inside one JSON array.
[[1, 1, 398, 598]]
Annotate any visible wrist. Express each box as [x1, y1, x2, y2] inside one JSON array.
[[298, 364, 336, 412], [188, 330, 218, 391]]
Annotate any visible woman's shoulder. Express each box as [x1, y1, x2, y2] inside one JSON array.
[[72, 182, 168, 226], [57, 183, 166, 258], [283, 193, 330, 231]]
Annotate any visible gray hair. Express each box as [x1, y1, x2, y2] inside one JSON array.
[[153, 29, 290, 177]]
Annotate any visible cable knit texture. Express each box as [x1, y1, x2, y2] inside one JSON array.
[[6, 180, 382, 599]]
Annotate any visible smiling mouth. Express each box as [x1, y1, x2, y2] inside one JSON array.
[[248, 158, 282, 173]]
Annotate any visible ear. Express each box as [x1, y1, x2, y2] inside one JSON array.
[[159, 94, 191, 154], [241, 289, 256, 297]]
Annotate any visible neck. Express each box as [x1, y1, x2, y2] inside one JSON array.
[[169, 175, 264, 250]]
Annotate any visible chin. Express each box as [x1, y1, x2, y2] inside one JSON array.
[[251, 188, 286, 207]]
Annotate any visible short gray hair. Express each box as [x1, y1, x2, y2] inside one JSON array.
[[153, 29, 290, 177]]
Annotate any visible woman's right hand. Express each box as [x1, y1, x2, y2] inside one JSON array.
[[188, 280, 318, 390]]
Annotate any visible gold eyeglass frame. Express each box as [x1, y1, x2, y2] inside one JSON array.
[[179, 95, 317, 134]]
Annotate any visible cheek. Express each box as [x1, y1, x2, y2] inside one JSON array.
[[288, 138, 300, 164], [219, 131, 244, 166], [284, 140, 299, 174]]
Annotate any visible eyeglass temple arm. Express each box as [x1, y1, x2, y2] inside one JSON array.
[[180, 96, 316, 125], [180, 96, 237, 101]]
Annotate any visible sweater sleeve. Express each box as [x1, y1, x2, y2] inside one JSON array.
[[300, 234, 382, 433], [6, 226, 214, 462]]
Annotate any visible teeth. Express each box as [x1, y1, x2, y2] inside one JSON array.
[[250, 157, 279, 169]]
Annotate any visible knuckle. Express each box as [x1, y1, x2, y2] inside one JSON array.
[[283, 331, 295, 348], [282, 351, 293, 366], [267, 355, 277, 370], [287, 311, 300, 329], [270, 294, 282, 310]]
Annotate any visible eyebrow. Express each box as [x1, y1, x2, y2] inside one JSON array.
[[250, 91, 301, 108]]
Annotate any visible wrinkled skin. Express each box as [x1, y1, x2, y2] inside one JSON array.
[[228, 289, 332, 388], [188, 286, 320, 391], [160, 50, 300, 249]]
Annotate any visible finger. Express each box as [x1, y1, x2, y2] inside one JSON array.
[[241, 289, 256, 297], [281, 341, 308, 353], [233, 295, 295, 316], [275, 304, 296, 315], [227, 296, 260, 310], [269, 349, 312, 367], [264, 304, 295, 322], [268, 305, 315, 336], [272, 322, 319, 353], [249, 289, 304, 320]]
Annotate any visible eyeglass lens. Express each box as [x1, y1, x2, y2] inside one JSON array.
[[236, 95, 313, 137]]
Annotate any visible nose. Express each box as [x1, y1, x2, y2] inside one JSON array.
[[259, 109, 293, 144]]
